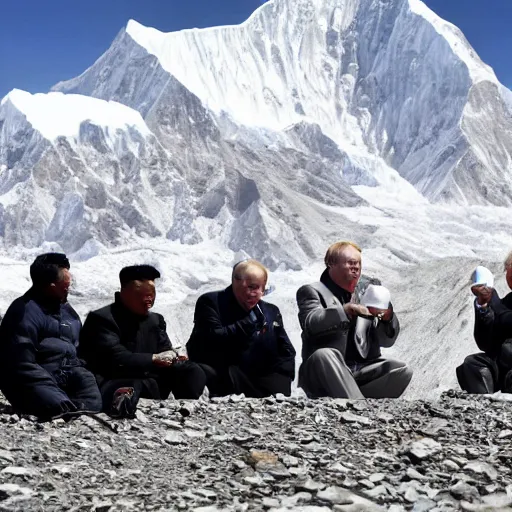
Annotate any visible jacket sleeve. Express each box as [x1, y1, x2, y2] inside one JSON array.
[[296, 284, 349, 341], [489, 291, 512, 332], [473, 290, 512, 354], [189, 294, 259, 350], [0, 300, 71, 408], [80, 312, 153, 373], [156, 315, 173, 353], [272, 310, 296, 379], [474, 300, 496, 353], [373, 309, 400, 348]]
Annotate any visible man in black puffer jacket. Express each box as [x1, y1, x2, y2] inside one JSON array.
[[0, 253, 102, 420], [186, 259, 296, 397], [79, 265, 206, 418]]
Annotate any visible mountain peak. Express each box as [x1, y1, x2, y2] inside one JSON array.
[[1, 90, 151, 141], [408, 0, 496, 84]]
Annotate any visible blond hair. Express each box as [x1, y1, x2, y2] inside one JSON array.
[[324, 241, 362, 268], [232, 259, 268, 284]]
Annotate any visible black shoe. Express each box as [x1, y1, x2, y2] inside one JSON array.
[[109, 387, 136, 419]]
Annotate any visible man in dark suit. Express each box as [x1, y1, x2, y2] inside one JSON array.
[[186, 259, 296, 397], [79, 265, 206, 418], [0, 253, 102, 420], [296, 241, 412, 399], [457, 255, 512, 393]]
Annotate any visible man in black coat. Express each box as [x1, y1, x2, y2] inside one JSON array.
[[0, 253, 102, 420], [186, 259, 296, 397], [457, 255, 512, 393], [79, 265, 206, 418]]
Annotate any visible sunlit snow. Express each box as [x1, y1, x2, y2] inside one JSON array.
[[2, 90, 152, 141]]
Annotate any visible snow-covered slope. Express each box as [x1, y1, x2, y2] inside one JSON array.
[[2, 89, 151, 141]]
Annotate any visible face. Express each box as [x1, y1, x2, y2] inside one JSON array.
[[232, 270, 266, 311], [328, 246, 362, 293], [49, 268, 72, 303], [121, 280, 156, 315]]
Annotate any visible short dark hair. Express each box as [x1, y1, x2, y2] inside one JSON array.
[[30, 253, 70, 288], [119, 265, 161, 288]]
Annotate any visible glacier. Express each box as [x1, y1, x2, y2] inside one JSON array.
[[0, 0, 511, 397]]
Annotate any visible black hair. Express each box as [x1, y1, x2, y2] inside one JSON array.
[[119, 265, 161, 288], [30, 253, 70, 288]]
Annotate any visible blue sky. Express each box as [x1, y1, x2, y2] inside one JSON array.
[[1, 0, 510, 99]]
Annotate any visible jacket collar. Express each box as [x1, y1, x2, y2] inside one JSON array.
[[320, 269, 352, 304], [24, 287, 63, 314], [223, 285, 262, 315], [113, 292, 151, 322]]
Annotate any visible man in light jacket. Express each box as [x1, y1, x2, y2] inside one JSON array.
[[296, 241, 412, 399]]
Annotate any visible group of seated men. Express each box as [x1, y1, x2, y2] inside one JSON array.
[[0, 241, 507, 421]]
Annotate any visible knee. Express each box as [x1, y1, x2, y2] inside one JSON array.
[[500, 341, 512, 367], [190, 362, 207, 380], [181, 362, 207, 398], [308, 348, 341, 365], [386, 364, 413, 397], [400, 365, 413, 385], [463, 354, 479, 366], [463, 353, 492, 368]]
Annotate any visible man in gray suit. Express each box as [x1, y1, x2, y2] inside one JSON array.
[[296, 241, 412, 399]]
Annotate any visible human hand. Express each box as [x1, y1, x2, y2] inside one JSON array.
[[152, 350, 184, 367], [343, 303, 371, 319], [239, 310, 265, 337], [368, 306, 393, 321], [471, 285, 493, 306]]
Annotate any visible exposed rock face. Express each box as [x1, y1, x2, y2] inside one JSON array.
[[0, 390, 511, 511]]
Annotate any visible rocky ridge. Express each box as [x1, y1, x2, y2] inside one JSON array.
[[0, 391, 511, 511]]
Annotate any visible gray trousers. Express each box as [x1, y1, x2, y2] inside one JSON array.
[[299, 348, 413, 399]]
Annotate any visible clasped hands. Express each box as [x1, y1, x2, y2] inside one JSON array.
[[152, 350, 188, 367], [343, 303, 393, 322]]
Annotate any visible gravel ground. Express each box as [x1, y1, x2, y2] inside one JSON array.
[[0, 391, 511, 511]]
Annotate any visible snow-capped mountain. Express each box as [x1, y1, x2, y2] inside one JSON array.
[[1, 0, 512, 397], [54, 0, 512, 206], [2, 0, 511, 263]]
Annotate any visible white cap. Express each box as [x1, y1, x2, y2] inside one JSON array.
[[471, 266, 494, 287], [362, 285, 391, 310]]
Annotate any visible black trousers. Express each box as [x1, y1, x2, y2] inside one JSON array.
[[4, 365, 103, 420], [456, 353, 507, 394], [100, 361, 206, 413], [199, 364, 292, 398], [58, 366, 103, 413]]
